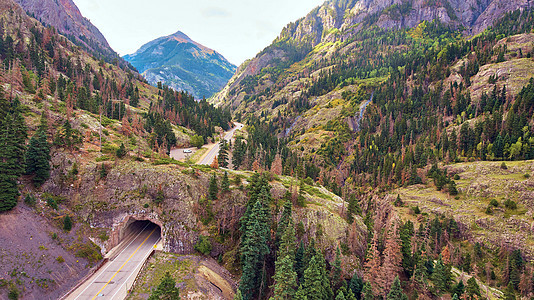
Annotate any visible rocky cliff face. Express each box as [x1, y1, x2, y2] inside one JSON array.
[[211, 0, 530, 107], [124, 31, 236, 99], [12, 0, 122, 63]]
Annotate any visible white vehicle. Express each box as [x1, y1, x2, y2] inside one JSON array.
[[183, 149, 192, 153]]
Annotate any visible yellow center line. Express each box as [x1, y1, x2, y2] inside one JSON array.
[[90, 227, 157, 300]]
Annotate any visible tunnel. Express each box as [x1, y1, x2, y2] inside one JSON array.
[[120, 219, 162, 246]]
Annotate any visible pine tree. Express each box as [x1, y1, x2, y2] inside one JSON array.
[[387, 276, 407, 300], [25, 130, 50, 186], [335, 290, 346, 300], [271, 254, 298, 300], [208, 173, 218, 201], [63, 215, 72, 231], [432, 257, 450, 294], [300, 254, 332, 300], [221, 171, 230, 193], [148, 271, 180, 300], [239, 198, 270, 299], [0, 96, 27, 211], [219, 140, 229, 168], [116, 142, 127, 158], [361, 282, 374, 300], [349, 272, 363, 300], [465, 276, 481, 299], [504, 282, 516, 300], [276, 199, 292, 248]]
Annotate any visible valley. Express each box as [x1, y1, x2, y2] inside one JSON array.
[[0, 0, 534, 299]]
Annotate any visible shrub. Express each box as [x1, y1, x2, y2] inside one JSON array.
[[500, 162, 508, 169], [194, 235, 212, 255], [8, 286, 19, 300], [504, 199, 517, 210], [412, 206, 421, 214], [485, 206, 493, 215], [116, 143, 127, 158], [489, 199, 499, 207], [56, 256, 65, 263], [524, 173, 531, 179], [24, 193, 36, 206], [47, 197, 58, 210], [453, 174, 460, 180]]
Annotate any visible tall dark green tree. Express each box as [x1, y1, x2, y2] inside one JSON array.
[[0, 97, 27, 211], [465, 277, 481, 300], [219, 140, 229, 168], [25, 130, 50, 186], [349, 272, 363, 300], [208, 173, 218, 201], [299, 252, 333, 300], [386, 276, 407, 300], [239, 182, 271, 300], [221, 171, 230, 193]]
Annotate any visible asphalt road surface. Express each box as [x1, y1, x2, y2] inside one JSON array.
[[68, 223, 160, 300], [199, 122, 243, 165]]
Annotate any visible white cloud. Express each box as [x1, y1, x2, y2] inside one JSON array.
[[72, 0, 325, 65]]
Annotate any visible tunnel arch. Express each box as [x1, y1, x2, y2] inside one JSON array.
[[108, 215, 164, 251]]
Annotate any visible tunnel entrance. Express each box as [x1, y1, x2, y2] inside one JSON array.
[[121, 219, 162, 245]]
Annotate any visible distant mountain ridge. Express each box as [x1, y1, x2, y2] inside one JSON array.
[[12, 0, 124, 65], [124, 31, 236, 99], [211, 0, 531, 108]]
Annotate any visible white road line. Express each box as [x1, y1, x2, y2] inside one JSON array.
[[74, 223, 151, 299], [108, 237, 161, 300]]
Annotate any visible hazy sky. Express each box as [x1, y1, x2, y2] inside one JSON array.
[[72, 0, 325, 65]]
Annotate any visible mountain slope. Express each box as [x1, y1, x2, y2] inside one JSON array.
[[13, 0, 130, 68], [124, 31, 236, 99], [211, 0, 530, 109]]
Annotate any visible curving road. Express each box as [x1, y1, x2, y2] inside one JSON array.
[[66, 223, 160, 300], [199, 122, 243, 165]]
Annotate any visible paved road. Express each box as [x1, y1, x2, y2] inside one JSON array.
[[199, 122, 243, 165], [67, 223, 160, 300]]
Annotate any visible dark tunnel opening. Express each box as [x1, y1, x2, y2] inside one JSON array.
[[123, 219, 162, 243]]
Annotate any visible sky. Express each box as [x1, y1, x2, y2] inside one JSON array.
[[72, 0, 325, 65]]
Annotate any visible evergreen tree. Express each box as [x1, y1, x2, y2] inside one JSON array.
[[63, 215, 72, 231], [276, 198, 292, 248], [271, 254, 298, 300], [452, 279, 465, 298], [504, 282, 516, 300], [25, 131, 50, 186], [386, 276, 407, 300], [349, 272, 363, 300], [208, 173, 218, 201], [148, 271, 180, 300], [335, 290, 346, 300], [300, 254, 333, 300], [219, 140, 229, 168], [295, 241, 306, 282], [239, 194, 270, 299], [221, 171, 230, 193], [0, 97, 27, 212], [432, 257, 451, 294], [361, 282, 374, 300], [116, 142, 127, 158], [465, 277, 481, 299]]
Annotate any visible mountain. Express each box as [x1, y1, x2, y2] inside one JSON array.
[[13, 0, 131, 68], [211, 0, 530, 109], [124, 31, 237, 99]]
